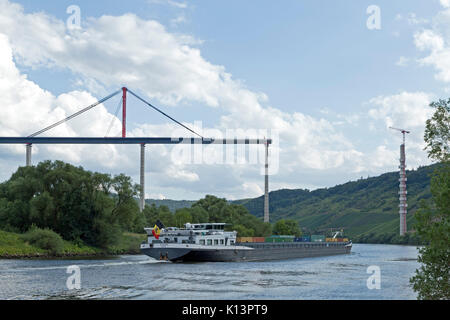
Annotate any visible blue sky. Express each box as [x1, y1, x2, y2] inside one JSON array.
[[18, 0, 445, 108], [0, 0, 448, 200]]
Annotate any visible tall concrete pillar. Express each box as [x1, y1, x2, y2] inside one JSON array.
[[140, 144, 146, 212], [399, 143, 407, 235], [264, 142, 269, 223], [26, 144, 32, 166]]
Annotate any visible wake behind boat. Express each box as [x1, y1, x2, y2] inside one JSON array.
[[140, 222, 352, 262]]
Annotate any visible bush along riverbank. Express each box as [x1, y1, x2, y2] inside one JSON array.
[[0, 228, 146, 259]]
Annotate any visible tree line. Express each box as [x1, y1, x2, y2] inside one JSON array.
[[0, 161, 143, 248], [0, 161, 303, 249], [142, 195, 301, 237]]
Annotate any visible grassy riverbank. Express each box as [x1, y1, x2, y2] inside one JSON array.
[[0, 230, 146, 259]]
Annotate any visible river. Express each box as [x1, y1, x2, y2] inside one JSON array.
[[0, 244, 420, 300]]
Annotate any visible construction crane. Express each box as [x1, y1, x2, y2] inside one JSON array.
[[389, 127, 410, 144], [389, 126, 410, 236]]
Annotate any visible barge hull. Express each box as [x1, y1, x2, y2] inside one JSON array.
[[141, 242, 352, 262]]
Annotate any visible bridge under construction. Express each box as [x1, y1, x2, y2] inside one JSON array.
[[0, 87, 272, 223]]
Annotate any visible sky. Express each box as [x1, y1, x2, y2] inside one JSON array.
[[0, 0, 449, 201]]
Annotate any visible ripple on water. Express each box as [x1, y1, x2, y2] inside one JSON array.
[[0, 245, 421, 300], [258, 270, 319, 276]]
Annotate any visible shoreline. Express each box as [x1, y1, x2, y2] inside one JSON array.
[[0, 229, 146, 260], [1, 242, 422, 260], [0, 250, 142, 260]]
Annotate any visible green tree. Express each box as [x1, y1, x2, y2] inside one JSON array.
[[410, 99, 450, 300], [190, 206, 209, 223], [424, 99, 450, 162], [410, 165, 450, 299], [273, 219, 302, 236], [143, 204, 174, 227], [254, 222, 272, 237], [21, 225, 64, 255], [0, 161, 142, 249], [142, 203, 159, 226], [174, 208, 192, 227], [158, 205, 175, 227], [234, 224, 254, 237], [140, 195, 270, 237], [110, 173, 140, 231]]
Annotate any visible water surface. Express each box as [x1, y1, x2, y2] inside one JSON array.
[[0, 244, 420, 299]]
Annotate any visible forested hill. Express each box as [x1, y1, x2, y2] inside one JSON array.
[[234, 164, 438, 239], [143, 164, 438, 241], [145, 199, 195, 212]]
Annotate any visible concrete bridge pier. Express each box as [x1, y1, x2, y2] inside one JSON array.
[[26, 144, 32, 166], [140, 143, 146, 212], [264, 142, 269, 223]]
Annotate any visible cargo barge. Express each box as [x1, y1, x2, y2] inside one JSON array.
[[140, 222, 352, 262]]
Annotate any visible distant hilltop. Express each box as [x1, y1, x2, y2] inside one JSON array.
[[146, 163, 438, 241], [145, 199, 196, 212]]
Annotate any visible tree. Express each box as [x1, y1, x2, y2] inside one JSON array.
[[410, 100, 450, 300], [234, 224, 254, 237], [142, 203, 159, 226], [424, 99, 450, 162], [110, 173, 140, 231], [190, 206, 209, 223], [140, 195, 271, 237], [272, 219, 302, 236], [410, 167, 450, 299], [174, 208, 192, 228], [0, 161, 143, 248]]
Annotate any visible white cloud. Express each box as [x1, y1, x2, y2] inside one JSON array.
[[414, 29, 444, 51], [407, 13, 428, 25], [369, 145, 400, 169], [146, 193, 166, 200], [367, 91, 433, 169], [410, 5, 450, 83], [392, 4, 450, 84], [0, 1, 434, 200], [368, 91, 433, 130], [166, 166, 199, 182], [396, 56, 409, 67], [170, 14, 187, 27], [395, 12, 428, 26], [441, 0, 450, 8], [0, 33, 132, 167], [0, 0, 362, 172], [0, 31, 202, 185], [148, 0, 187, 9]]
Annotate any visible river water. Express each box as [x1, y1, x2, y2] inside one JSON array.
[[0, 244, 420, 300]]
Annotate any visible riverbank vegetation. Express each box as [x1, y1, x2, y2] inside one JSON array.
[[352, 232, 422, 245], [410, 98, 449, 300], [0, 162, 272, 257], [0, 160, 145, 252], [0, 228, 145, 258], [0, 158, 431, 259], [0, 161, 152, 257]]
